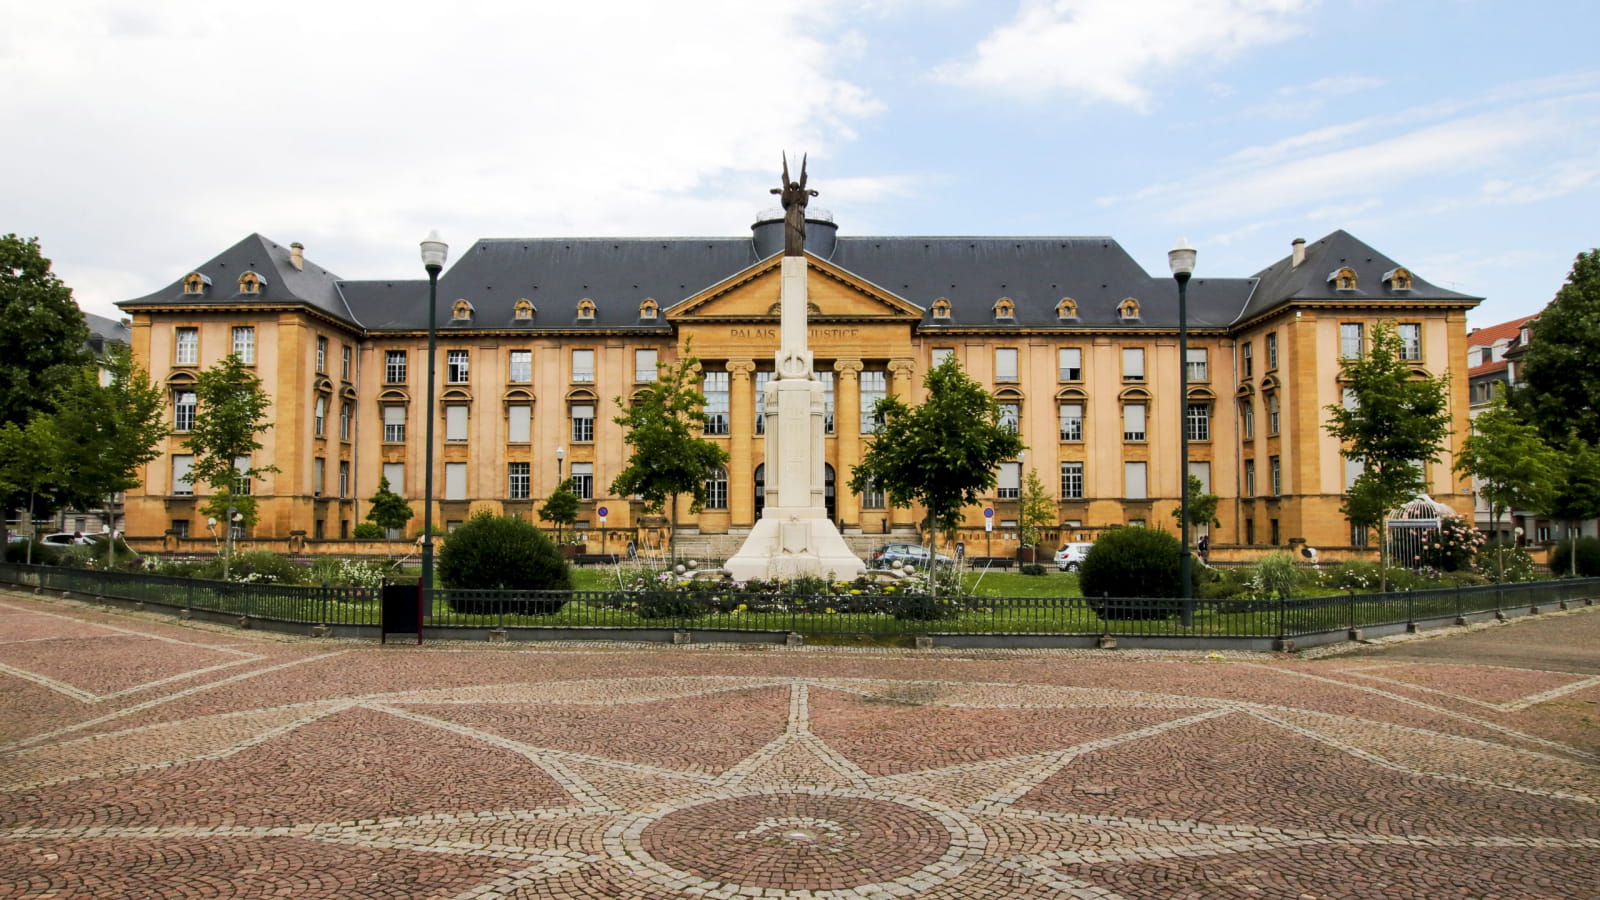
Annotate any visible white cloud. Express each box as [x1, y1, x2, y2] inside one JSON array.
[[1277, 75, 1385, 97], [932, 0, 1316, 110]]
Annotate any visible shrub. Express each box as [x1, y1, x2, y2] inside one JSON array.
[[307, 556, 391, 588], [1078, 527, 1182, 618], [1412, 515, 1485, 572], [1320, 560, 1426, 593], [4, 542, 67, 566], [1020, 562, 1048, 576], [1251, 551, 1299, 600], [206, 550, 300, 584], [1194, 566, 1249, 600], [1474, 540, 1538, 583], [437, 513, 571, 615], [1549, 536, 1600, 578], [351, 523, 385, 540]]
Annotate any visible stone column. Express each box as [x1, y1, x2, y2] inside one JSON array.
[[886, 358, 920, 529], [727, 359, 756, 528], [833, 359, 863, 530]]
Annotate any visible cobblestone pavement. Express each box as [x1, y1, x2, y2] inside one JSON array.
[[2, 591, 1597, 899]]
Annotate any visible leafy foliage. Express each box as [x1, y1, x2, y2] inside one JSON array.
[[539, 478, 580, 544], [1454, 385, 1560, 578], [1550, 536, 1600, 578], [1078, 527, 1182, 617], [609, 345, 729, 559], [1017, 468, 1056, 552], [848, 357, 1023, 569], [1171, 474, 1221, 539], [352, 523, 385, 539], [0, 234, 90, 433], [437, 512, 572, 613], [1251, 551, 1299, 600], [1514, 249, 1600, 445], [365, 476, 413, 535], [1411, 514, 1485, 573], [1474, 541, 1538, 583], [184, 354, 278, 527]]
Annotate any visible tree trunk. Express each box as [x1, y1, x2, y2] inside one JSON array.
[[668, 493, 678, 564]]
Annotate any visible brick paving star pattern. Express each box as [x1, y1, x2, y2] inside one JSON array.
[[1, 591, 1598, 898]]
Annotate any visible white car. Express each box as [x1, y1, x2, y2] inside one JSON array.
[[1054, 542, 1093, 572], [40, 533, 93, 546]]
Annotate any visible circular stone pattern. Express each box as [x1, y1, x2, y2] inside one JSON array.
[[611, 789, 983, 897]]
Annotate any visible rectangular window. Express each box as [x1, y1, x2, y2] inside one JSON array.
[[1059, 403, 1083, 441], [232, 326, 255, 364], [1340, 322, 1364, 359], [1270, 455, 1282, 496], [170, 519, 189, 538], [316, 337, 327, 372], [175, 327, 198, 365], [932, 347, 954, 367], [385, 350, 407, 384], [314, 457, 325, 495], [508, 462, 530, 499], [1241, 400, 1255, 439], [1189, 460, 1211, 493], [446, 404, 468, 442], [571, 349, 594, 383], [995, 348, 1019, 382], [1245, 518, 1255, 545], [1123, 403, 1146, 441], [338, 460, 349, 498], [1267, 393, 1280, 434], [755, 370, 771, 435], [382, 462, 404, 495], [1186, 348, 1207, 383], [1271, 518, 1280, 545], [1350, 521, 1369, 547], [174, 390, 196, 432], [1122, 347, 1145, 381], [634, 349, 657, 382], [570, 462, 593, 500], [508, 350, 532, 383], [171, 454, 194, 495], [571, 404, 595, 442], [314, 396, 327, 437], [1185, 403, 1210, 442], [447, 349, 469, 384], [1398, 323, 1422, 361], [1059, 347, 1082, 381], [383, 405, 405, 442], [341, 344, 352, 380], [860, 370, 885, 434], [998, 402, 1019, 434], [705, 469, 728, 510], [1060, 461, 1084, 499], [445, 462, 467, 500], [860, 476, 885, 509], [508, 405, 531, 443], [1243, 459, 1256, 497], [997, 461, 1020, 499], [339, 402, 351, 441], [1241, 341, 1253, 378], [703, 372, 729, 435], [1265, 332, 1278, 369], [1345, 455, 1364, 489], [1125, 461, 1148, 499], [818, 370, 835, 434]]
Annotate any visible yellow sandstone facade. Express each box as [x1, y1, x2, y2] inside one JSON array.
[[117, 220, 1478, 559]]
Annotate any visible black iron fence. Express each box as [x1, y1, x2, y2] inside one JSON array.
[[2, 563, 1595, 648]]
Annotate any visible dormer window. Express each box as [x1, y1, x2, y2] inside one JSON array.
[[639, 298, 659, 320], [577, 298, 596, 320], [237, 271, 265, 295], [1383, 267, 1413, 291], [1118, 298, 1141, 320], [993, 297, 1015, 320], [451, 299, 473, 321], [1055, 297, 1078, 319], [182, 272, 211, 296], [1328, 267, 1358, 291], [513, 299, 534, 320], [931, 297, 952, 320]]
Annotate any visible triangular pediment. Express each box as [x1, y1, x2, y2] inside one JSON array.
[[666, 252, 925, 321]]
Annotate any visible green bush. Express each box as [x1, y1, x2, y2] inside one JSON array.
[[1019, 562, 1048, 576], [200, 550, 300, 584], [1252, 551, 1299, 600], [1413, 515, 1485, 572], [1474, 540, 1538, 583], [307, 556, 392, 588], [438, 513, 571, 615], [351, 523, 385, 540], [1078, 527, 1182, 618], [1549, 536, 1600, 578], [1194, 566, 1249, 600], [4, 542, 68, 565], [1320, 560, 1427, 593]]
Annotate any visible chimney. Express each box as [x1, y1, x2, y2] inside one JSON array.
[[289, 242, 305, 271], [1291, 238, 1306, 267]]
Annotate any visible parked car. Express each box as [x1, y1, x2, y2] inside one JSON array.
[[870, 543, 954, 569], [1054, 542, 1094, 572], [40, 532, 92, 546]]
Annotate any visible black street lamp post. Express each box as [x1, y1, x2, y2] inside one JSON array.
[[419, 232, 448, 606], [1169, 238, 1197, 627]]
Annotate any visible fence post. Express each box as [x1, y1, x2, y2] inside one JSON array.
[[1406, 589, 1416, 633]]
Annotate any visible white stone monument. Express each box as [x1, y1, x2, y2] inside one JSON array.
[[725, 158, 866, 582]]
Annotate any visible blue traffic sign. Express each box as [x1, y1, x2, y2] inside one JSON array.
[[983, 508, 994, 518], [597, 506, 609, 518]]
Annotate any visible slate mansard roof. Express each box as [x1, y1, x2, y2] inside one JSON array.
[[117, 221, 1480, 333]]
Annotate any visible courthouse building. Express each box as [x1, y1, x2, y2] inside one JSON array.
[[116, 206, 1480, 557]]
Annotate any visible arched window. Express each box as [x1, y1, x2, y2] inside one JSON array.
[[1056, 388, 1087, 442], [451, 299, 473, 320], [577, 298, 596, 320], [1055, 297, 1077, 319], [182, 272, 210, 296], [238, 271, 265, 295], [931, 297, 952, 319], [1329, 267, 1358, 291], [513, 299, 534, 320], [1119, 297, 1140, 319], [993, 297, 1015, 319], [639, 298, 659, 319], [1383, 268, 1413, 291]]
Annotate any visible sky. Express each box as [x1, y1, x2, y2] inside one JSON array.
[[5, 0, 1596, 333]]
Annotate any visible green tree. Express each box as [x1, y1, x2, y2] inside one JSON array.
[[610, 347, 729, 561], [184, 354, 278, 533], [365, 476, 414, 536], [1514, 249, 1600, 445], [1017, 467, 1056, 557], [539, 478, 580, 545], [0, 234, 90, 432], [1544, 436, 1600, 575], [1323, 321, 1452, 591], [849, 357, 1024, 587], [1453, 386, 1561, 578], [0, 417, 62, 563], [1170, 474, 1221, 543]]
